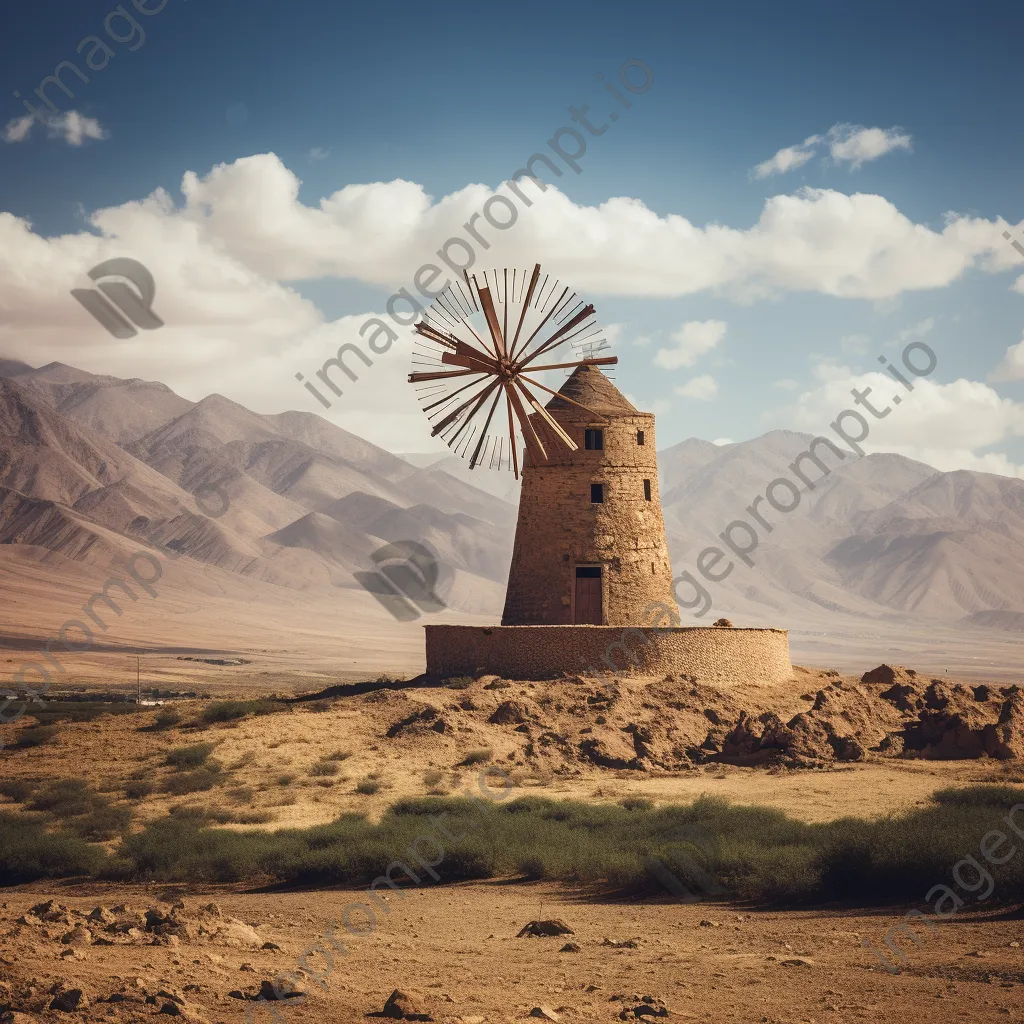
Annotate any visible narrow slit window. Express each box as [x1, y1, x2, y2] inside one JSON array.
[[637, 430, 645, 446], [584, 429, 603, 450], [643, 479, 652, 501], [590, 483, 604, 503]]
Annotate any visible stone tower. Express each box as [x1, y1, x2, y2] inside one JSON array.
[[501, 365, 678, 627]]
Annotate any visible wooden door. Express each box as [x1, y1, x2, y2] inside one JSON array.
[[574, 569, 603, 624]]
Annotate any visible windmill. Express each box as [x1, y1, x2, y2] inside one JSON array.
[[407, 263, 617, 477]]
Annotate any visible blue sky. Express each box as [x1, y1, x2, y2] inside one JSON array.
[[3, 0, 1024, 473]]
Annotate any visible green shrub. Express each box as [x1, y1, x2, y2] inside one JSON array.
[[16, 725, 59, 747], [355, 778, 381, 795], [0, 779, 35, 803], [444, 677, 474, 690], [125, 779, 155, 800], [71, 804, 132, 841], [423, 769, 445, 790], [276, 774, 296, 787], [234, 809, 274, 825], [198, 700, 285, 726], [162, 768, 222, 795], [166, 742, 217, 769], [309, 761, 340, 777], [932, 785, 1024, 808], [620, 797, 654, 811], [2, 783, 1021, 906], [0, 811, 106, 884], [152, 708, 182, 730], [28, 779, 95, 817]]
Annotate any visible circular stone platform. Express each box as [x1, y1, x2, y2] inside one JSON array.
[[424, 624, 791, 685]]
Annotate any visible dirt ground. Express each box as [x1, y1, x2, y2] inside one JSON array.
[[1, 883, 1022, 1024]]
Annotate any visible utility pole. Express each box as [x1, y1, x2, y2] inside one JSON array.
[[136, 654, 141, 705]]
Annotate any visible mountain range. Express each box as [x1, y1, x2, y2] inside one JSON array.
[[1, 358, 1023, 660]]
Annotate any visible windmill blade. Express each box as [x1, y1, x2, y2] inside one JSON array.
[[508, 263, 542, 360], [441, 377, 503, 448], [504, 380, 547, 465], [515, 379, 578, 451], [477, 284, 507, 358], [510, 290, 562, 364], [518, 304, 596, 368], [432, 377, 501, 438], [526, 356, 618, 373], [505, 390, 520, 479], [422, 372, 490, 412], [518, 372, 611, 421], [409, 368, 483, 383], [469, 386, 504, 469], [441, 350, 500, 373]]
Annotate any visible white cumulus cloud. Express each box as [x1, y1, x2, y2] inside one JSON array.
[[768, 358, 1024, 477], [990, 333, 1024, 382], [750, 123, 912, 179], [654, 321, 727, 370], [750, 135, 822, 180], [674, 374, 719, 401], [3, 110, 107, 146], [827, 123, 912, 170]]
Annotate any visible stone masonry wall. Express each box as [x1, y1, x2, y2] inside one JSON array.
[[425, 625, 792, 685], [502, 408, 677, 626]]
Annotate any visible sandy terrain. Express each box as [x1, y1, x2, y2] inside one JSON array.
[[0, 883, 1021, 1023]]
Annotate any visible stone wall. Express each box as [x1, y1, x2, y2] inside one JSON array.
[[425, 624, 792, 685]]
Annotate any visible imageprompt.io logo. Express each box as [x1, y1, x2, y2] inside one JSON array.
[[355, 541, 446, 622], [71, 258, 164, 339]]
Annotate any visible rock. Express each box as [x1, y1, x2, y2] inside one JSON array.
[[780, 957, 814, 967], [698, 920, 720, 928], [601, 937, 640, 949], [261, 941, 282, 950], [559, 942, 581, 953], [618, 996, 671, 1019], [87, 907, 116, 925], [517, 920, 574, 938], [861, 665, 917, 686], [159, 999, 208, 1021], [216, 919, 264, 947], [489, 701, 530, 725], [529, 1009, 560, 1022], [15, 914, 41, 927], [145, 905, 173, 929], [258, 978, 306, 1002], [375, 988, 432, 1020], [61, 925, 93, 946], [59, 948, 86, 962], [0, 1014, 37, 1024], [49, 987, 89, 1012], [31, 900, 71, 923]]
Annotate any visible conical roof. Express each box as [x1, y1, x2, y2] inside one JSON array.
[[544, 364, 637, 416]]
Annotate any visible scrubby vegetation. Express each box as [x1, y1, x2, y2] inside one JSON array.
[[0, 811, 107, 884], [19, 702, 146, 726], [151, 708, 183, 731], [161, 767, 222, 796], [0, 779, 36, 803], [1, 785, 1022, 904], [165, 742, 217, 769], [198, 699, 286, 726], [15, 725, 59, 748]]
